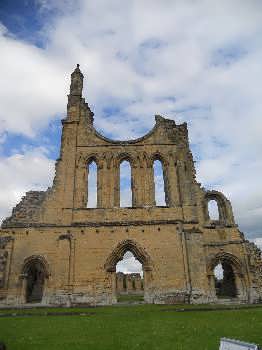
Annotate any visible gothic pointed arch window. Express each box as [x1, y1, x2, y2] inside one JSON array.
[[120, 160, 132, 207], [204, 191, 234, 225], [87, 160, 98, 208], [153, 159, 167, 206]]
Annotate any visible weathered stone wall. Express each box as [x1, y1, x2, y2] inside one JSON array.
[[0, 65, 261, 306], [2, 191, 47, 228]]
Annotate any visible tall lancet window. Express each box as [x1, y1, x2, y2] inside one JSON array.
[[153, 160, 166, 206], [120, 160, 132, 207], [208, 200, 219, 220], [87, 161, 97, 208]]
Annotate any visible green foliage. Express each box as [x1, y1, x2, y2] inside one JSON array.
[[0, 305, 262, 350]]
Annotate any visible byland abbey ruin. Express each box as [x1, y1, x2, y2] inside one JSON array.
[[0, 65, 261, 306]]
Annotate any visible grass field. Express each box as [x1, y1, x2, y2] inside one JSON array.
[[0, 304, 261, 350], [117, 294, 144, 303]]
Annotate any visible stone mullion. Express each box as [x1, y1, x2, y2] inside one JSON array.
[[139, 166, 147, 206], [101, 162, 116, 208], [138, 166, 148, 207], [134, 157, 147, 206], [74, 165, 87, 208], [99, 164, 107, 208], [177, 160, 190, 205], [144, 165, 155, 206], [84, 165, 89, 207], [166, 163, 181, 207], [162, 164, 170, 206], [97, 164, 103, 208], [131, 166, 140, 207], [142, 166, 149, 206], [113, 164, 120, 207]]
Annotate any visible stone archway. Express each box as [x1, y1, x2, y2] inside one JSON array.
[[104, 240, 153, 303], [207, 252, 248, 303], [203, 190, 235, 226], [21, 256, 49, 304]]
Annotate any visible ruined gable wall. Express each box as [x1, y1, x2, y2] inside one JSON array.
[[0, 66, 261, 306]]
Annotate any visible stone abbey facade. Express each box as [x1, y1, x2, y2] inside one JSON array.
[[0, 65, 261, 306]]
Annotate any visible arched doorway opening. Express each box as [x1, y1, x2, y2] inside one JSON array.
[[116, 251, 144, 302], [208, 253, 247, 302], [22, 256, 49, 304], [104, 240, 152, 304], [214, 262, 237, 298]]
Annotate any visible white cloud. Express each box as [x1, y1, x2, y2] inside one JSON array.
[[0, 0, 261, 244], [253, 238, 262, 251], [116, 251, 143, 276], [0, 147, 55, 220]]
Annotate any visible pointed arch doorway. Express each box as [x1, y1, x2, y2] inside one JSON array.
[[21, 256, 49, 304], [104, 240, 153, 303], [207, 252, 248, 303]]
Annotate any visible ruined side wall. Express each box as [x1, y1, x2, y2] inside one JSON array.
[[0, 222, 210, 306], [2, 191, 47, 228]]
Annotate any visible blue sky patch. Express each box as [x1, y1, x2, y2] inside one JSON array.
[[210, 45, 247, 67], [0, 118, 62, 160]]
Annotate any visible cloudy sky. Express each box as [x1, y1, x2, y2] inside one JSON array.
[[0, 0, 262, 268]]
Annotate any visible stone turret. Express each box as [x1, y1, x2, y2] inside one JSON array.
[[70, 64, 83, 96], [67, 64, 94, 124]]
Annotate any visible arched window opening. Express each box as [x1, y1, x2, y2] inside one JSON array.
[[208, 199, 219, 220], [120, 160, 132, 207], [153, 160, 166, 206], [87, 161, 97, 208], [116, 251, 144, 302], [25, 261, 45, 303], [214, 262, 237, 298]]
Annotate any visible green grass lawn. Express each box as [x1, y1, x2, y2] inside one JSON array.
[[117, 294, 144, 303], [0, 304, 261, 350]]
